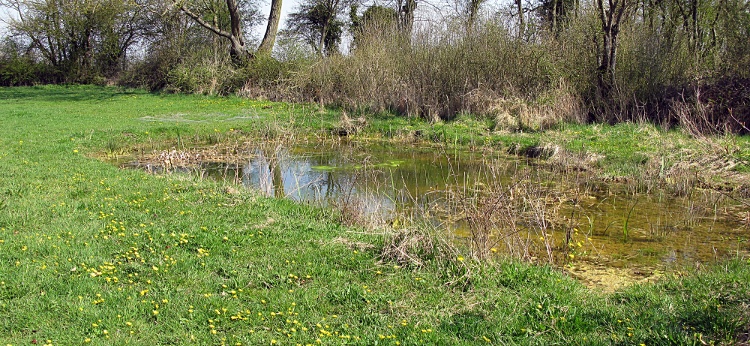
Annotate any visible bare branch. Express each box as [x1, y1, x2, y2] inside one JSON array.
[[173, 0, 232, 39]]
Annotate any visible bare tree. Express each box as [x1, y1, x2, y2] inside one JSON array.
[[595, 0, 631, 97], [173, 0, 283, 62], [173, 0, 250, 62], [537, 0, 575, 34]]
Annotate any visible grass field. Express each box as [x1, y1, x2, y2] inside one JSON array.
[[1, 85, 749, 345]]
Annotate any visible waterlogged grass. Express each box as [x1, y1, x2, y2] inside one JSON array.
[[364, 113, 749, 180], [1, 85, 749, 345]]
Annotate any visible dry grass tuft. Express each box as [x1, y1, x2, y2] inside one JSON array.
[[547, 148, 605, 172], [379, 228, 456, 268], [466, 82, 584, 131], [334, 112, 368, 136]]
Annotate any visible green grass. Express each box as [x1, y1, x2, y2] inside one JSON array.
[[1, 85, 749, 345]]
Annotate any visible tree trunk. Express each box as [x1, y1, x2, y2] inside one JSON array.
[[516, 0, 525, 38], [319, 21, 329, 56], [226, 0, 250, 63], [467, 0, 483, 33], [691, 0, 699, 53], [399, 0, 416, 36], [596, 0, 629, 99], [257, 0, 283, 54], [552, 0, 558, 33], [271, 161, 285, 198]]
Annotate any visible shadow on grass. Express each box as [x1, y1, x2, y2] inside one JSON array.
[[0, 84, 146, 102]]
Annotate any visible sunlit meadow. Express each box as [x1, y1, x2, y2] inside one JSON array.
[[1, 86, 748, 345]]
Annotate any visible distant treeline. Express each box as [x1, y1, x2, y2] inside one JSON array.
[[1, 0, 748, 133]]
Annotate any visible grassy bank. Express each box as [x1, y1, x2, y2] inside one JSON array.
[[1, 85, 749, 345], [358, 113, 750, 183]]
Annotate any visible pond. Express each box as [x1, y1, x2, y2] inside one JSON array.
[[118, 140, 750, 290]]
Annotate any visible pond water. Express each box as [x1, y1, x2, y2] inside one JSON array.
[[119, 140, 750, 290]]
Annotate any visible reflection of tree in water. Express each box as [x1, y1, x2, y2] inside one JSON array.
[[244, 145, 285, 198], [240, 143, 492, 227], [270, 149, 285, 198]]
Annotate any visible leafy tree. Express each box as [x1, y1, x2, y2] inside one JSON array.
[[349, 4, 398, 47], [0, 37, 41, 85], [537, 0, 576, 33], [285, 0, 353, 56], [1, 0, 152, 82]]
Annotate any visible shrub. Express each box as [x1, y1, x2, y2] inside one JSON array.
[[293, 21, 585, 126]]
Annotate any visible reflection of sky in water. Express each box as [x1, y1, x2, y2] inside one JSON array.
[[239, 147, 457, 219]]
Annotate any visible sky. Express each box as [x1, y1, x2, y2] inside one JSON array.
[[0, 7, 10, 38]]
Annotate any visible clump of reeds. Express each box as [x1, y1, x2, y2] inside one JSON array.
[[440, 160, 565, 264]]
